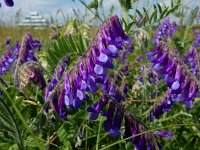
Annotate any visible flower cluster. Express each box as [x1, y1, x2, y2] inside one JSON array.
[[45, 15, 133, 130], [147, 43, 199, 119], [15, 33, 41, 66], [124, 114, 172, 150], [149, 89, 174, 120], [13, 33, 43, 89], [154, 18, 177, 44], [44, 56, 70, 119], [0, 0, 14, 7], [45, 15, 173, 148], [183, 46, 200, 80], [0, 39, 20, 74]]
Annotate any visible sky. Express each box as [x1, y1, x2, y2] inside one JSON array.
[[0, 0, 199, 25]]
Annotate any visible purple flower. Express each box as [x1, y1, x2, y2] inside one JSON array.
[[149, 90, 173, 120], [46, 16, 133, 135], [44, 58, 69, 114], [124, 114, 164, 150], [154, 18, 177, 44], [0, 40, 19, 74], [87, 95, 108, 121], [148, 43, 199, 120], [0, 0, 14, 7], [183, 46, 200, 80], [13, 33, 41, 78], [103, 101, 124, 137]]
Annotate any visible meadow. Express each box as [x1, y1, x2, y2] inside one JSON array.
[[0, 0, 200, 150]]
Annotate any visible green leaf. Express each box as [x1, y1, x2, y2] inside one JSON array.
[[149, 10, 155, 24], [57, 122, 78, 148], [24, 136, 45, 149], [165, 4, 179, 17], [160, 6, 169, 19], [138, 14, 147, 27], [126, 22, 135, 32], [128, 14, 136, 20], [136, 9, 143, 19], [143, 7, 149, 21], [171, 0, 174, 7], [0, 97, 25, 150], [42, 34, 89, 73], [157, 3, 162, 14]]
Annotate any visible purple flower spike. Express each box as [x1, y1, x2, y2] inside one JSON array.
[[58, 86, 67, 120], [87, 95, 108, 121], [148, 43, 199, 120], [44, 57, 70, 116], [108, 82, 122, 102], [183, 46, 200, 80], [0, 40, 19, 75], [171, 65, 181, 90], [148, 91, 174, 121], [154, 18, 177, 44], [46, 16, 133, 132], [103, 102, 124, 137], [109, 105, 124, 137], [124, 114, 163, 150], [110, 16, 131, 43]]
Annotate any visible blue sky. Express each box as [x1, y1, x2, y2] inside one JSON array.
[[0, 0, 199, 24]]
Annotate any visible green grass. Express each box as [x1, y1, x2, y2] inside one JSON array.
[[0, 27, 51, 48]]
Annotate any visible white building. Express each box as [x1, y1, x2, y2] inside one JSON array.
[[19, 12, 49, 28]]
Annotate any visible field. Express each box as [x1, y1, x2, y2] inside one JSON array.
[[0, 0, 200, 150]]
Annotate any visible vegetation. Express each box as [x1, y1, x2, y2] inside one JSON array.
[[0, 0, 200, 150]]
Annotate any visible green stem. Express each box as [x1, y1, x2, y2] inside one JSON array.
[[85, 124, 88, 150], [46, 113, 50, 150], [96, 116, 103, 150]]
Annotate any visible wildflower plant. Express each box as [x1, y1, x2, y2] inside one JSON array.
[[1, 0, 200, 150]]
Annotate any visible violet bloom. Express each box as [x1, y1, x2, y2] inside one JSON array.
[[0, 0, 14, 7], [87, 95, 108, 121], [13, 34, 43, 90], [13, 33, 41, 71], [149, 89, 174, 120], [46, 16, 133, 126], [154, 18, 177, 44], [103, 101, 124, 137], [124, 114, 165, 150], [183, 46, 200, 80], [147, 43, 199, 119], [44, 58, 69, 117], [0, 39, 19, 74]]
